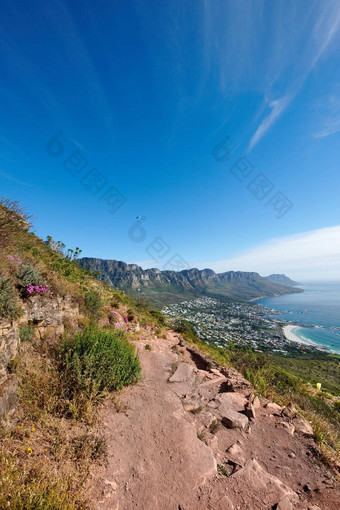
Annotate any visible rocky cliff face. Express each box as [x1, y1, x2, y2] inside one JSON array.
[[79, 258, 303, 305], [0, 294, 81, 418]]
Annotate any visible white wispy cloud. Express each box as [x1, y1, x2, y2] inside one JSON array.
[[200, 1, 340, 150], [247, 1, 340, 149], [248, 96, 291, 150], [194, 225, 340, 281]]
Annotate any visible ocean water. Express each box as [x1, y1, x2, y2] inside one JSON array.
[[256, 282, 340, 354]]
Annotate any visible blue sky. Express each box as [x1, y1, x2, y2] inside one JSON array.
[[1, 0, 340, 279]]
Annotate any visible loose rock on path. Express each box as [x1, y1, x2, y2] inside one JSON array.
[[87, 331, 340, 510]]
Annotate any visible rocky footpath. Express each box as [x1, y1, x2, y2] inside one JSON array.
[[87, 331, 339, 510]]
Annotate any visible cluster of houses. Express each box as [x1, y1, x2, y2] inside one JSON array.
[[162, 297, 293, 353]]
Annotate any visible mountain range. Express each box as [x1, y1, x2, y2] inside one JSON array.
[[79, 258, 303, 307]]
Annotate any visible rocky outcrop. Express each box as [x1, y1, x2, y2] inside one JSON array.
[[23, 294, 80, 339], [0, 321, 18, 386], [233, 459, 297, 501], [0, 294, 81, 419]]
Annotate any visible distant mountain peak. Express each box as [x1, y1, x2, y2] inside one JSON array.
[[265, 274, 301, 286]]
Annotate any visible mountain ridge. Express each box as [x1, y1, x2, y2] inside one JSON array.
[[79, 257, 303, 306]]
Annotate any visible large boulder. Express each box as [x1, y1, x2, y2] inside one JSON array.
[[220, 406, 249, 430], [217, 392, 248, 412]]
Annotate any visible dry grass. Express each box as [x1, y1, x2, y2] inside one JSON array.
[[0, 338, 109, 509]]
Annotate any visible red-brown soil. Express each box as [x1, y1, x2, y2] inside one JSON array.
[[87, 331, 340, 510]]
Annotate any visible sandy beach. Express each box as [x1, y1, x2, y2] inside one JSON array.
[[283, 324, 316, 347]]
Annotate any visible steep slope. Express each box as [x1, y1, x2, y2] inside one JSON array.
[[79, 258, 303, 306], [265, 274, 301, 286]]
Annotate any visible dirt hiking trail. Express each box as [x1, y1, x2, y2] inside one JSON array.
[[87, 331, 340, 510]]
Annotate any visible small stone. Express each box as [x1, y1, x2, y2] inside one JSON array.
[[282, 402, 297, 419], [253, 396, 261, 409], [277, 421, 295, 435], [226, 443, 245, 467], [201, 412, 216, 429], [295, 418, 313, 437], [207, 400, 218, 409], [104, 479, 117, 491], [216, 495, 234, 509], [288, 452, 296, 459], [308, 506, 322, 510], [244, 402, 256, 419], [265, 402, 283, 414], [182, 395, 202, 412], [207, 435, 219, 450], [274, 496, 293, 510]]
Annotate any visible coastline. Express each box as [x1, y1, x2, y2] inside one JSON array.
[[282, 324, 317, 347], [252, 284, 340, 355], [281, 324, 340, 354]]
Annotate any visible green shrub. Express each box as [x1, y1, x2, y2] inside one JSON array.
[[0, 277, 22, 319], [85, 290, 101, 316], [19, 324, 34, 342], [150, 309, 166, 326], [16, 263, 44, 287], [59, 326, 141, 401], [174, 319, 198, 342]]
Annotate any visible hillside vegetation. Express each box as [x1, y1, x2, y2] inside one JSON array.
[[0, 198, 163, 509]]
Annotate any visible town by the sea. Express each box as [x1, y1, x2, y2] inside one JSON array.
[[256, 282, 340, 354]]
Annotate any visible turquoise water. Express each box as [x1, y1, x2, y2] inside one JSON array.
[[256, 282, 340, 354]]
